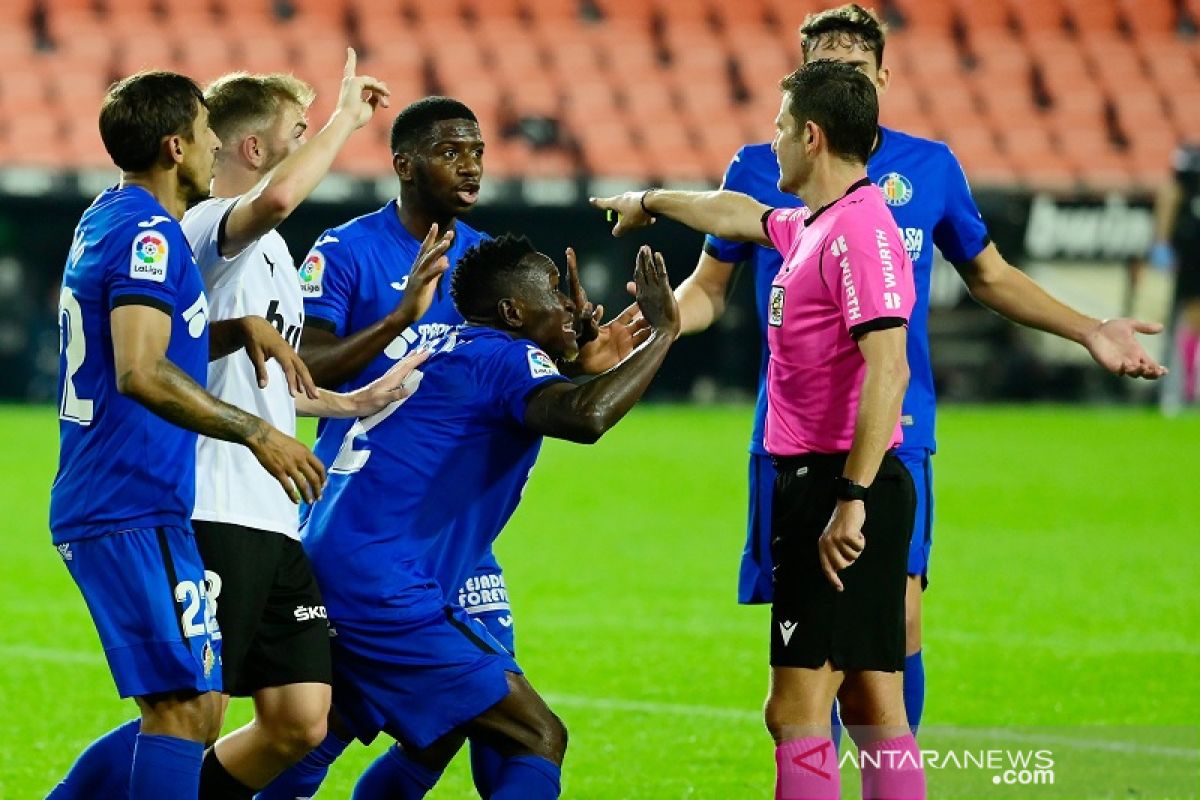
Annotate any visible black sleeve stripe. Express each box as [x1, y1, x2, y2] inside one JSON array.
[[760, 208, 776, 240], [849, 316, 907, 339], [112, 294, 173, 315], [702, 241, 736, 261], [216, 199, 236, 256], [305, 316, 337, 334], [950, 234, 992, 270]]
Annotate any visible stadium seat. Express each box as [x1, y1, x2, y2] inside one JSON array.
[[1120, 0, 1178, 38], [893, 0, 957, 34], [2, 114, 66, 169], [1062, 0, 1123, 33], [1008, 0, 1066, 35]]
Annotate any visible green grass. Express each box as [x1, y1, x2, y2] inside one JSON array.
[[2, 405, 1198, 798]]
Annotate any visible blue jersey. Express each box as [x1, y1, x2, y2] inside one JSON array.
[[705, 128, 990, 454], [301, 325, 568, 621], [299, 200, 487, 468], [50, 186, 210, 543]]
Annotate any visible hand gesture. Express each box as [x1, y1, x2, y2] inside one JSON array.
[[589, 192, 656, 237], [247, 423, 327, 504], [391, 224, 455, 328], [1083, 318, 1168, 380], [632, 245, 679, 338], [335, 48, 391, 129], [818, 501, 866, 592], [351, 348, 429, 415], [564, 247, 654, 373], [240, 316, 319, 399]]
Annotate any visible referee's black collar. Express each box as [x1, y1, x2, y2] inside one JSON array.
[[805, 177, 873, 226]]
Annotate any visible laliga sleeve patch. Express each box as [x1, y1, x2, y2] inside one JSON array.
[[130, 230, 169, 282], [527, 347, 559, 378], [298, 250, 325, 297], [769, 285, 785, 327]]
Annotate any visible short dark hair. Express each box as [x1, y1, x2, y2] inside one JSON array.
[[800, 3, 887, 70], [390, 96, 478, 155], [99, 71, 206, 172], [779, 60, 878, 164], [450, 233, 540, 321]]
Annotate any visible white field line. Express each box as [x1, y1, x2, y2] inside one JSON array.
[[6, 645, 1196, 760]]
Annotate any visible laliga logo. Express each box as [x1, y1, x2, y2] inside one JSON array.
[[298, 251, 324, 296], [134, 233, 167, 265]]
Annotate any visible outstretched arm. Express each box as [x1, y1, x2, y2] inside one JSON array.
[[955, 243, 1166, 379], [220, 48, 389, 257], [111, 304, 326, 503], [524, 247, 680, 444], [590, 189, 772, 245]]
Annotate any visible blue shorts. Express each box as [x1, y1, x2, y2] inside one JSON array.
[[738, 449, 934, 604], [457, 554, 515, 654], [329, 603, 521, 750], [58, 526, 222, 698]]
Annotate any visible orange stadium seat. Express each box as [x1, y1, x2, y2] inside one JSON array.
[[1062, 0, 1123, 33], [1008, 0, 1066, 35], [0, 69, 50, 115], [970, 40, 1033, 83], [577, 118, 650, 178], [953, 0, 1010, 34], [1165, 87, 1200, 139], [922, 78, 979, 127], [560, 78, 620, 127], [892, 0, 956, 33], [1121, 0, 1178, 38], [1139, 37, 1198, 94], [3, 114, 67, 169]]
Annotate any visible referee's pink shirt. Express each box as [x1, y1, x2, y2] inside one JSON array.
[[762, 179, 916, 457]]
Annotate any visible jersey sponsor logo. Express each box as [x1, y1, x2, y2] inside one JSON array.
[[836, 245, 861, 322], [293, 604, 327, 622], [201, 639, 216, 678], [130, 230, 169, 282], [265, 299, 303, 349], [298, 251, 324, 297], [877, 172, 913, 207], [778, 619, 797, 645], [901, 226, 924, 261], [384, 322, 456, 360], [182, 293, 208, 338], [497, 615, 514, 627], [390, 277, 409, 291], [527, 347, 558, 378], [137, 215, 171, 228], [876, 228, 898, 290], [313, 234, 339, 247], [830, 234, 848, 257], [56, 543, 72, 561], [884, 292, 902, 310], [769, 285, 785, 327]]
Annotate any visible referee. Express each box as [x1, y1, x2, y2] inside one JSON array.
[[592, 60, 925, 799]]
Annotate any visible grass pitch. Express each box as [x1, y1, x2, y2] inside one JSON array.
[[1, 404, 1197, 798]]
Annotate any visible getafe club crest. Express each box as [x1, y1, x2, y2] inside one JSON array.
[[877, 172, 913, 207]]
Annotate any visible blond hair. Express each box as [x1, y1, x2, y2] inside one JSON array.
[[204, 72, 315, 143]]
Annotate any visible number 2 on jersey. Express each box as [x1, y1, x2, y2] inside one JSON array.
[[58, 287, 94, 425]]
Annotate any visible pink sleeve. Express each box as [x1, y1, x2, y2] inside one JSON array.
[[763, 207, 808, 254], [821, 216, 915, 334]]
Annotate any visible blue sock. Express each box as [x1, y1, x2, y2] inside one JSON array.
[[492, 755, 561, 800], [904, 650, 925, 734], [255, 731, 350, 799], [48, 719, 140, 799], [129, 733, 204, 800], [469, 740, 505, 797], [831, 700, 844, 751], [351, 744, 441, 800]]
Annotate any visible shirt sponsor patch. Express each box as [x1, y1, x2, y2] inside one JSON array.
[[527, 347, 558, 378], [769, 285, 785, 326], [877, 172, 913, 207], [130, 230, 169, 282], [298, 250, 324, 297]]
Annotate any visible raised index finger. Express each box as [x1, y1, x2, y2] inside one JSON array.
[[344, 47, 357, 79], [566, 247, 585, 306]]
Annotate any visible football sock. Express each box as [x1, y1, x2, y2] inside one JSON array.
[[775, 737, 839, 800], [469, 739, 505, 797], [47, 718, 139, 799], [1180, 328, 1199, 403], [129, 733, 204, 800], [859, 734, 926, 800], [255, 731, 349, 800], [199, 748, 254, 799], [351, 744, 441, 800], [491, 755, 561, 799], [904, 650, 925, 734]]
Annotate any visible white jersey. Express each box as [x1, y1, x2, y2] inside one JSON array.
[[182, 197, 304, 538]]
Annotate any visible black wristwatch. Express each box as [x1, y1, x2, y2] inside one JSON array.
[[834, 476, 868, 502]]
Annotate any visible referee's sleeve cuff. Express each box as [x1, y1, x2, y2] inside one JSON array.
[[849, 317, 906, 339]]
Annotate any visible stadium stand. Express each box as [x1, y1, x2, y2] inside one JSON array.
[[0, 0, 1195, 190]]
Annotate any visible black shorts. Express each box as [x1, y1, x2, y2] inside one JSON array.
[[193, 521, 332, 696], [769, 452, 915, 672]]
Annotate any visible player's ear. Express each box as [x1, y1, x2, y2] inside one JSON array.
[[242, 134, 262, 168], [875, 65, 891, 95], [497, 298, 523, 330], [164, 134, 185, 165]]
